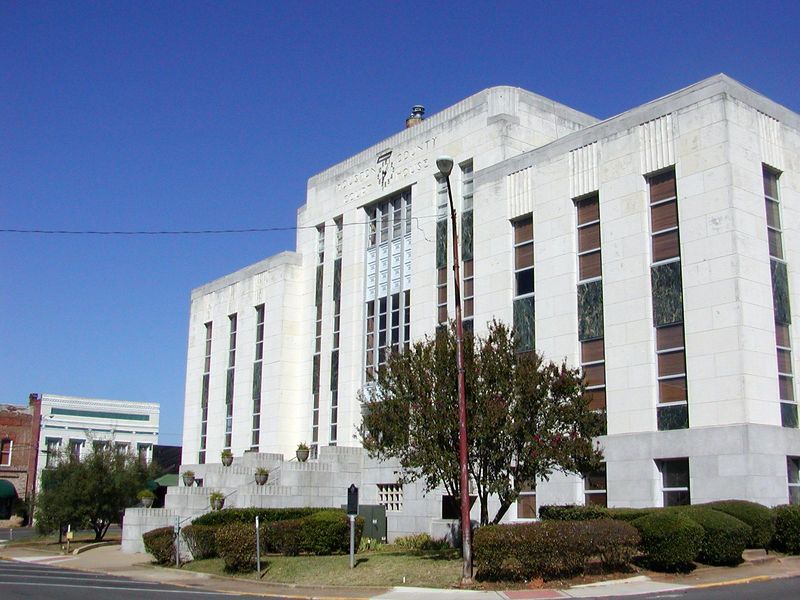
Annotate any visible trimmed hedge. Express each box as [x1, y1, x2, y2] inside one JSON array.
[[703, 500, 775, 550], [262, 518, 303, 556], [192, 507, 325, 527], [182, 524, 218, 560], [216, 522, 258, 572], [677, 507, 750, 566], [143, 526, 176, 565], [395, 533, 450, 552], [474, 519, 639, 581], [304, 510, 364, 555], [538, 504, 610, 521], [632, 511, 702, 572], [607, 507, 657, 522], [772, 504, 800, 554]]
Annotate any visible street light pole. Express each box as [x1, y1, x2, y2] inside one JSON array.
[[436, 155, 472, 584]]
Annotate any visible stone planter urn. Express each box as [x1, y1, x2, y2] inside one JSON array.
[[221, 451, 233, 467], [182, 472, 195, 487], [141, 496, 154, 508], [295, 447, 310, 463], [209, 494, 225, 511], [254, 470, 269, 486]]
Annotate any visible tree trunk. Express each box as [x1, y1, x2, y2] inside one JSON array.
[[479, 492, 489, 526], [492, 499, 513, 524]]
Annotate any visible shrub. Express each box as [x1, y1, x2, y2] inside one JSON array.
[[142, 526, 176, 565], [216, 522, 257, 572], [474, 521, 602, 581], [677, 507, 750, 566], [632, 511, 702, 572], [772, 504, 800, 554], [538, 504, 610, 521], [703, 500, 775, 549], [182, 524, 218, 559], [262, 518, 303, 556], [606, 507, 656, 522], [395, 532, 450, 552], [302, 510, 363, 555], [192, 507, 326, 527], [585, 519, 641, 569]]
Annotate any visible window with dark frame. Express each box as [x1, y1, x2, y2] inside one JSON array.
[[658, 458, 690, 506], [251, 303, 265, 451], [461, 161, 474, 326], [330, 217, 343, 446], [513, 215, 535, 353], [516, 480, 536, 519], [436, 177, 448, 325], [312, 224, 325, 458], [584, 464, 607, 506], [0, 439, 11, 466], [224, 313, 237, 450], [788, 457, 800, 505], [199, 321, 212, 464]]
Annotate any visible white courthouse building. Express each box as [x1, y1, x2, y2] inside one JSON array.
[[124, 74, 800, 551]]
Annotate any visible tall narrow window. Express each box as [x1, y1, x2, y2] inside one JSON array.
[[516, 481, 536, 519], [224, 313, 237, 450], [251, 304, 265, 451], [764, 167, 796, 428], [330, 217, 343, 445], [436, 177, 448, 325], [0, 439, 12, 466], [583, 464, 607, 506], [137, 443, 150, 466], [199, 321, 212, 464], [649, 169, 688, 430], [461, 161, 474, 331], [365, 190, 412, 380], [576, 194, 606, 433], [312, 224, 325, 458], [513, 215, 534, 353], [658, 458, 690, 506], [68, 439, 84, 462], [45, 437, 61, 467], [788, 457, 800, 505]]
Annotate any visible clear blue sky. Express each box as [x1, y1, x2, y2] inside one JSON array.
[[2, 1, 799, 445]]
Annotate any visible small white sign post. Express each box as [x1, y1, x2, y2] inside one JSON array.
[[255, 516, 261, 575], [347, 484, 359, 569]]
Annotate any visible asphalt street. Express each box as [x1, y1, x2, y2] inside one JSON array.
[[0, 559, 285, 599], [607, 576, 800, 600]]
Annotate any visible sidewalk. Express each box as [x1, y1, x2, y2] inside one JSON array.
[[2, 542, 799, 599]]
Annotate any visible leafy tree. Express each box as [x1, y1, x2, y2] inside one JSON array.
[[35, 445, 155, 541], [361, 320, 604, 525]]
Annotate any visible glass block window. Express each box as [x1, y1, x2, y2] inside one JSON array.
[[788, 457, 800, 505], [584, 464, 607, 506], [199, 321, 212, 463], [365, 190, 412, 380], [436, 177, 448, 324], [513, 215, 534, 353], [462, 161, 474, 323], [377, 483, 403, 512], [764, 167, 796, 428], [659, 458, 690, 506], [649, 169, 688, 431], [224, 313, 237, 450], [516, 480, 536, 519], [251, 304, 265, 451]]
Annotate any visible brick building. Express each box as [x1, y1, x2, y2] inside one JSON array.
[[0, 395, 41, 518]]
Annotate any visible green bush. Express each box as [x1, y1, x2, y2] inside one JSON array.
[[538, 504, 610, 521], [703, 500, 775, 549], [142, 526, 176, 565], [632, 511, 702, 572], [474, 520, 635, 581], [302, 510, 364, 555], [215, 522, 257, 572], [772, 504, 800, 554], [192, 507, 325, 527], [606, 507, 656, 522], [262, 518, 303, 556], [395, 532, 450, 552], [677, 507, 750, 566], [182, 524, 219, 559]]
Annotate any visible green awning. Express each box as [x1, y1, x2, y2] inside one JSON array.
[[0, 479, 17, 499], [154, 474, 179, 488]]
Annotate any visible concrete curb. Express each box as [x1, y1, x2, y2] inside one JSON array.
[[72, 541, 120, 555]]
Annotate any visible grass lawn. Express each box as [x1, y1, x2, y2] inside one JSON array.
[[179, 547, 463, 588]]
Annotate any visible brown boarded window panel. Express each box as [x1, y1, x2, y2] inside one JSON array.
[[779, 375, 795, 401], [514, 218, 534, 245], [583, 364, 606, 387], [438, 267, 447, 285], [586, 389, 606, 410], [649, 170, 676, 202], [658, 350, 686, 377], [585, 468, 606, 490], [651, 200, 678, 232], [517, 495, 536, 519], [653, 230, 680, 262], [657, 324, 685, 351], [579, 223, 601, 253], [766, 199, 781, 229], [776, 324, 791, 348], [464, 298, 474, 317], [577, 197, 600, 225], [515, 243, 534, 269], [438, 305, 448, 323], [580, 251, 602, 280], [768, 229, 784, 259], [585, 493, 607, 506], [582, 339, 605, 362], [778, 349, 793, 375], [763, 169, 779, 199], [463, 259, 474, 278], [464, 278, 474, 298], [659, 377, 687, 403]]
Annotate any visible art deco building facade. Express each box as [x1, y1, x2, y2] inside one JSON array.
[[143, 75, 800, 551]]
